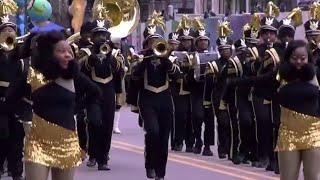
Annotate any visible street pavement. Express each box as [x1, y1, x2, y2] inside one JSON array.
[[2, 107, 287, 180]]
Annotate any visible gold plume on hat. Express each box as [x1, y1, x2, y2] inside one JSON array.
[[251, 13, 261, 31], [243, 23, 251, 32], [218, 20, 232, 37], [0, 0, 18, 17], [176, 14, 192, 32], [243, 13, 260, 38], [310, 2, 320, 21], [265, 1, 280, 18], [147, 10, 165, 30], [285, 7, 303, 27], [193, 17, 205, 30]]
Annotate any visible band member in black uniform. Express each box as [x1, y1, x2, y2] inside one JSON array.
[[244, 3, 281, 171], [304, 3, 320, 78], [190, 18, 214, 156], [132, 11, 180, 180], [167, 31, 186, 151], [278, 8, 302, 50], [111, 38, 126, 134], [228, 22, 260, 165], [203, 20, 233, 160], [174, 15, 195, 153], [83, 18, 124, 170], [70, 21, 95, 156], [0, 6, 29, 179]]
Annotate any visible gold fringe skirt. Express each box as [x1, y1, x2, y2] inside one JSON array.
[[24, 114, 83, 169], [276, 107, 320, 152]]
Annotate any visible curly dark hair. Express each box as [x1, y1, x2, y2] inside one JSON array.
[[31, 31, 67, 80]]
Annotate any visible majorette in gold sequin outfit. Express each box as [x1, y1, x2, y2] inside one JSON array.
[[275, 77, 320, 152], [23, 67, 100, 169], [23, 68, 83, 169]]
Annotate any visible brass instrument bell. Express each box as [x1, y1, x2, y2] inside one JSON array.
[[152, 39, 169, 57], [0, 33, 16, 51], [92, 0, 140, 41], [100, 43, 111, 55]]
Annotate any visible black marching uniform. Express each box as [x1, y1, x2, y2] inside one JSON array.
[[189, 27, 215, 155], [70, 21, 95, 153], [82, 19, 124, 170], [0, 18, 29, 180], [132, 22, 180, 179], [204, 36, 234, 159], [229, 37, 260, 164], [169, 30, 193, 152]]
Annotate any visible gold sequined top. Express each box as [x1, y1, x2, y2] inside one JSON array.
[[24, 67, 83, 169], [276, 107, 320, 151], [27, 67, 48, 91]]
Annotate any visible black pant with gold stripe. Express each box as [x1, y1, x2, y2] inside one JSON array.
[[214, 104, 231, 158], [138, 89, 174, 178], [172, 94, 191, 148]]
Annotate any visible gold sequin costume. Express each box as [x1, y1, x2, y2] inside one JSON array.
[[24, 68, 83, 169], [276, 107, 320, 152]]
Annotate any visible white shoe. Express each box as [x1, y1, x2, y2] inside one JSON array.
[[113, 111, 121, 134], [113, 128, 121, 134]]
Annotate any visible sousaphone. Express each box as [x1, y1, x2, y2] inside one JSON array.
[[92, 0, 140, 41]]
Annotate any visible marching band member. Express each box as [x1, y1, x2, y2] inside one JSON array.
[[169, 15, 193, 152], [111, 38, 126, 134], [83, 17, 124, 170], [190, 18, 214, 156], [228, 19, 260, 165], [175, 15, 195, 153], [203, 20, 233, 160], [0, 1, 28, 179], [132, 11, 180, 180], [252, 2, 281, 171], [304, 2, 320, 76]]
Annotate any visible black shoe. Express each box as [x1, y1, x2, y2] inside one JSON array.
[[185, 146, 193, 153], [98, 163, 110, 171], [274, 165, 280, 174], [265, 164, 274, 171], [146, 169, 156, 179], [218, 153, 227, 159], [13, 176, 25, 180], [232, 154, 245, 165], [173, 144, 183, 152], [266, 159, 277, 172], [202, 147, 213, 156], [193, 146, 202, 154], [155, 177, 164, 180], [255, 159, 268, 168], [232, 156, 242, 165], [87, 158, 97, 167]]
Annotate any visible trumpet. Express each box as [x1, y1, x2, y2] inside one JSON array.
[[100, 43, 111, 55], [152, 39, 169, 57], [0, 33, 16, 51]]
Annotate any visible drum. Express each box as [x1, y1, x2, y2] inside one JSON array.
[[193, 51, 218, 81]]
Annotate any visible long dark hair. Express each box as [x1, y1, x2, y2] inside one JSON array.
[[32, 31, 67, 80]]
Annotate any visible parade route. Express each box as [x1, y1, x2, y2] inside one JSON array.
[[2, 107, 282, 180]]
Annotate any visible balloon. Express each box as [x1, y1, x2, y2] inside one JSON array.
[[27, 0, 52, 22]]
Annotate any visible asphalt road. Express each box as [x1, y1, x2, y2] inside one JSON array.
[[2, 107, 284, 180]]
